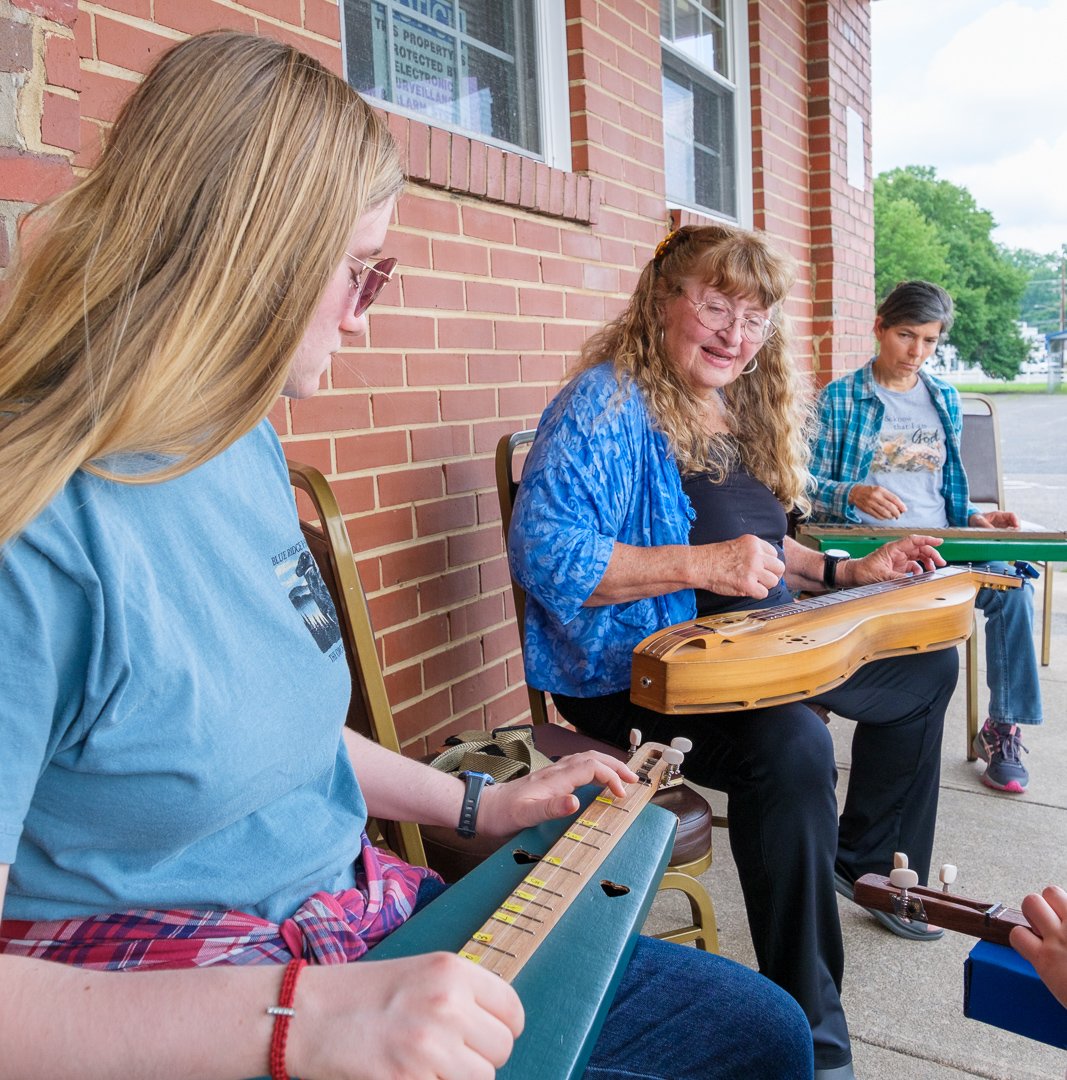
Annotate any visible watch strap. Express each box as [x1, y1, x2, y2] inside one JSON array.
[[456, 771, 495, 838], [822, 550, 851, 589]]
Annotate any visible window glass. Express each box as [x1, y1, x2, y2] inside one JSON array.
[[661, 0, 741, 220], [344, 0, 541, 156]]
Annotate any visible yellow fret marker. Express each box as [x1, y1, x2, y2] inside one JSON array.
[[595, 794, 615, 804], [473, 932, 493, 943], [459, 951, 483, 963], [502, 901, 524, 914], [525, 876, 546, 888], [492, 911, 517, 925], [564, 831, 584, 842], [577, 817, 597, 828], [544, 855, 562, 866], [515, 889, 536, 901]]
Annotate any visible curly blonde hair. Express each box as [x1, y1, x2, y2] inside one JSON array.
[[0, 31, 404, 547], [574, 223, 813, 513]]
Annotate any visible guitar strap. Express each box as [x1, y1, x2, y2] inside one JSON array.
[[428, 725, 554, 783]]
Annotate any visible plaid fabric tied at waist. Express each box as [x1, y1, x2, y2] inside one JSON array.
[[0, 833, 440, 971]]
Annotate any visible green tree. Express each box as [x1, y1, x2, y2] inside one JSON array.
[[874, 166, 1029, 379], [873, 194, 949, 301], [1008, 248, 1061, 336]]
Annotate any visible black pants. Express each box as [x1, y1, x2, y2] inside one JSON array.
[[553, 647, 958, 1072]]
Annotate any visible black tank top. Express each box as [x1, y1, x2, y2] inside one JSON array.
[[681, 466, 792, 616]]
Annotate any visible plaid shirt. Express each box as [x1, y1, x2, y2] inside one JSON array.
[[0, 833, 438, 970], [809, 360, 979, 525]]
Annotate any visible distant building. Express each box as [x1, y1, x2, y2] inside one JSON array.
[[1044, 329, 1066, 388]]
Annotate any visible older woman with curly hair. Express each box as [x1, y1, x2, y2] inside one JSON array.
[[510, 224, 960, 1080]]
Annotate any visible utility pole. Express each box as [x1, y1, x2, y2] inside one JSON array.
[[1058, 246, 1066, 390], [1060, 246, 1065, 332]]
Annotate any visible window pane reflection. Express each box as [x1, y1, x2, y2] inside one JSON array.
[[345, 0, 541, 154]]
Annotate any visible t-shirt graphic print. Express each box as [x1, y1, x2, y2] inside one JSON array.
[[273, 539, 342, 654]]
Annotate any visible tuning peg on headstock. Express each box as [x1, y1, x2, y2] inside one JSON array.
[[670, 736, 693, 754], [889, 867, 918, 890], [893, 851, 909, 870], [661, 746, 684, 784], [888, 867, 927, 926], [939, 864, 957, 893], [628, 728, 642, 753]]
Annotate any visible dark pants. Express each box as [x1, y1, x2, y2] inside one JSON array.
[[554, 646, 958, 1072]]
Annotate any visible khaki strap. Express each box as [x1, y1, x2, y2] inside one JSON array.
[[428, 725, 553, 783]]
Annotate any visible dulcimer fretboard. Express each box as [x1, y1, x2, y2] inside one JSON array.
[[455, 741, 676, 983]]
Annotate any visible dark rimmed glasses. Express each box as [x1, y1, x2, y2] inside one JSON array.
[[346, 254, 397, 316], [684, 294, 775, 345]]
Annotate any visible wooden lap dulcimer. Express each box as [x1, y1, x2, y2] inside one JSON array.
[[853, 866, 1029, 946], [631, 566, 1020, 714], [449, 738, 684, 982], [365, 738, 686, 1079], [854, 859, 1066, 1050]]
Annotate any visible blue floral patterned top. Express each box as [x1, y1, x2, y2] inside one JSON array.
[[508, 363, 696, 697]]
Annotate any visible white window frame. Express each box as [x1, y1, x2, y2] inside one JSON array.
[[341, 0, 571, 173], [661, 0, 752, 226]]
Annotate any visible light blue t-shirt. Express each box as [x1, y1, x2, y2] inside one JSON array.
[[855, 378, 950, 528], [0, 420, 362, 923]]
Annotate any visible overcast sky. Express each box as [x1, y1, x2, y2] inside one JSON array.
[[872, 0, 1067, 256]]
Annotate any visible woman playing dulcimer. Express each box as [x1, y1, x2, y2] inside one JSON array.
[[0, 33, 812, 1080], [509, 224, 960, 1080]]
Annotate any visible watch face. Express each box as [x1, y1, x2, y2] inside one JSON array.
[[825, 548, 851, 560]]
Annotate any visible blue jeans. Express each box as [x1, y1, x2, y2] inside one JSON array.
[[413, 881, 813, 1079], [585, 936, 813, 1079], [972, 561, 1042, 725]]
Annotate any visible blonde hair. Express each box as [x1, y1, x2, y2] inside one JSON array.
[[574, 223, 813, 513], [0, 31, 404, 546]]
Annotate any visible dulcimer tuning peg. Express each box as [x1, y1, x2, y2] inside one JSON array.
[[661, 746, 684, 783], [628, 728, 642, 753], [889, 867, 919, 891], [939, 864, 957, 893], [893, 851, 909, 870], [670, 736, 693, 754]]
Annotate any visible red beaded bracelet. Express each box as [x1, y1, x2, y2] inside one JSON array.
[[267, 958, 307, 1080]]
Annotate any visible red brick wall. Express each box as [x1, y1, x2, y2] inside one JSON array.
[[1, 0, 875, 755], [0, 0, 78, 264], [806, 0, 875, 381]]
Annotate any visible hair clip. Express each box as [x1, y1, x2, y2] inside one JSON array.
[[654, 229, 680, 263]]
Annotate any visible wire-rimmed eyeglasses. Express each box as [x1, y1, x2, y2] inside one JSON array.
[[684, 294, 775, 345], [345, 253, 398, 316]]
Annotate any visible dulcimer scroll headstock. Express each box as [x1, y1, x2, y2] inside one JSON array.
[[853, 869, 1030, 946]]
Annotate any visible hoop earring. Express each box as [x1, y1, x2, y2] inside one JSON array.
[[740, 356, 759, 375]]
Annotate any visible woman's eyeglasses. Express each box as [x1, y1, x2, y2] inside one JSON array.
[[685, 295, 775, 345], [346, 254, 398, 316]]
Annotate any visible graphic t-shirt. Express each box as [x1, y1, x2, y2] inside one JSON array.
[[855, 378, 950, 528]]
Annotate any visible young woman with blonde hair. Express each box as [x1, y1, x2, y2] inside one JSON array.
[[510, 223, 960, 1080], [0, 32, 814, 1080]]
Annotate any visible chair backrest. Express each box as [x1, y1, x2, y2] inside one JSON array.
[[494, 430, 550, 725], [959, 393, 1004, 508], [287, 460, 427, 868]]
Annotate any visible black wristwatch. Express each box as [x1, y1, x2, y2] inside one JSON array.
[[822, 549, 851, 589], [456, 770, 495, 838]]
